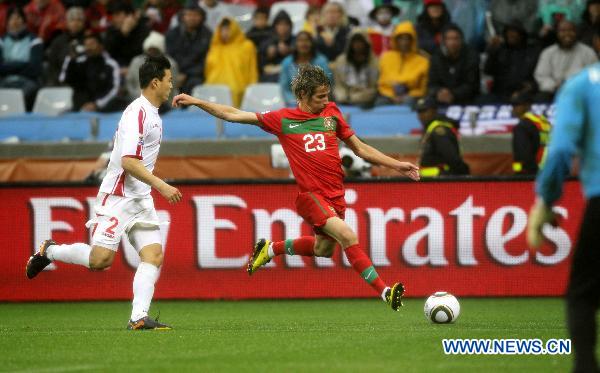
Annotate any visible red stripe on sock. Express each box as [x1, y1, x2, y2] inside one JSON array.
[[273, 236, 315, 256], [344, 244, 386, 294]]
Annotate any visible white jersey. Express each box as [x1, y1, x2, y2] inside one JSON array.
[[99, 95, 162, 198]]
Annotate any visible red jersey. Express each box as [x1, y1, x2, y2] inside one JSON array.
[[257, 102, 355, 199]]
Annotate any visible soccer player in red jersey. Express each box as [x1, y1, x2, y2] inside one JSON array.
[[172, 65, 420, 310]]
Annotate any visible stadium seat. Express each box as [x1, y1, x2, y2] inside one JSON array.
[[269, 1, 308, 34], [32, 87, 73, 116], [0, 88, 25, 116], [191, 84, 233, 107], [240, 83, 285, 113], [190, 84, 234, 138]]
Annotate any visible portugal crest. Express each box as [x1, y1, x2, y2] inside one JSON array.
[[323, 116, 336, 131]]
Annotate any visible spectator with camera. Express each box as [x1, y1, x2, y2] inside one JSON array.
[[59, 33, 124, 112], [45, 6, 86, 86]]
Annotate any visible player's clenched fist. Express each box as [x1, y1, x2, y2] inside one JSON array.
[[172, 93, 196, 108], [158, 183, 182, 204]]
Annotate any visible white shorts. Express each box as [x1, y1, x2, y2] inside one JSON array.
[[86, 193, 163, 251]]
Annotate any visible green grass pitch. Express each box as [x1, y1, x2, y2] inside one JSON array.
[[0, 298, 572, 372]]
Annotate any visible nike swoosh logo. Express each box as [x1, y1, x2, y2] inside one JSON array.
[[363, 268, 374, 280], [289, 123, 301, 128]]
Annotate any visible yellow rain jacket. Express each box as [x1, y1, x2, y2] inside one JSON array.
[[205, 17, 258, 107], [378, 21, 429, 99]]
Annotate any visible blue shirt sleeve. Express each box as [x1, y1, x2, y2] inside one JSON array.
[[535, 71, 586, 205]]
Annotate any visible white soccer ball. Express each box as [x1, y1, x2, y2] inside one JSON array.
[[424, 291, 460, 324]]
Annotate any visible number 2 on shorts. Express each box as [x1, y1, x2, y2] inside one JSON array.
[[106, 217, 119, 235]]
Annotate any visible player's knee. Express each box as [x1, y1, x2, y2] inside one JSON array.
[[338, 230, 358, 248], [89, 254, 113, 270], [142, 250, 163, 267], [314, 245, 334, 258]]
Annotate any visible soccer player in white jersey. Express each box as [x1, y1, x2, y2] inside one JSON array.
[[26, 54, 182, 330]]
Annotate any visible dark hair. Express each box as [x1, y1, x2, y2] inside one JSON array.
[[108, 1, 134, 15], [7, 6, 26, 22], [417, 2, 451, 31], [346, 32, 371, 68], [442, 23, 464, 39], [139, 53, 171, 89], [291, 64, 330, 99], [254, 7, 269, 17], [292, 31, 316, 61], [84, 32, 104, 45]]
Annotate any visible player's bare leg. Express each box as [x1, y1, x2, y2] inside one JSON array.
[[127, 242, 171, 330], [321, 217, 404, 311]]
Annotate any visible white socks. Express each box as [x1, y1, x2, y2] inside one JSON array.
[[267, 242, 275, 258], [131, 262, 160, 321], [381, 287, 390, 301], [46, 243, 91, 268]]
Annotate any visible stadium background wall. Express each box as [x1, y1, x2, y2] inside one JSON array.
[[0, 179, 584, 301]]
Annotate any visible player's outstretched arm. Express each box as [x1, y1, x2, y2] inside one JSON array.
[[121, 157, 182, 204], [172, 93, 260, 125], [343, 135, 420, 181]]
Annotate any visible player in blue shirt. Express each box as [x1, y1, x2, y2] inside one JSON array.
[[528, 62, 600, 372]]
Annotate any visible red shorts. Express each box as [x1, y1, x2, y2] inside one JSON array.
[[295, 191, 346, 237]]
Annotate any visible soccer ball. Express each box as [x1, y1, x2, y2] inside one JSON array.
[[424, 291, 460, 324]]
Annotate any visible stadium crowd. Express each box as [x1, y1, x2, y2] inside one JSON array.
[[1, 0, 600, 113]]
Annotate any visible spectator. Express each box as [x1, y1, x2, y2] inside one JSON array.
[[24, 0, 65, 43], [126, 31, 179, 110], [315, 2, 351, 62], [165, 1, 211, 94], [534, 20, 597, 101], [427, 24, 479, 105], [280, 30, 331, 107], [333, 31, 379, 107], [415, 0, 451, 55], [483, 21, 540, 102], [376, 21, 429, 106], [104, 2, 151, 69], [45, 6, 86, 86], [488, 0, 539, 39], [580, 0, 600, 47], [59, 33, 123, 112], [86, 0, 111, 34], [537, 0, 586, 47], [141, 0, 181, 33], [0, 1, 24, 37], [258, 10, 294, 82], [366, 2, 400, 56], [415, 96, 470, 176], [199, 0, 228, 32], [246, 7, 270, 49], [302, 6, 322, 37], [204, 17, 257, 107], [0, 7, 42, 110]]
